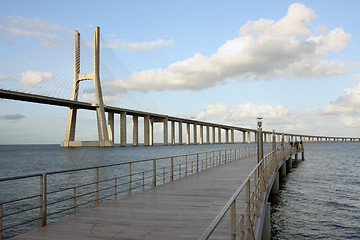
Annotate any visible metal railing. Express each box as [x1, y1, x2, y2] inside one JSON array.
[[0, 146, 258, 239], [199, 146, 298, 240]]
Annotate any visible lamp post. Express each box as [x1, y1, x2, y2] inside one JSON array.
[[257, 117, 263, 164]]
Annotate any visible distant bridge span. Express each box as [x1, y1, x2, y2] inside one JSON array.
[[1, 88, 359, 146]]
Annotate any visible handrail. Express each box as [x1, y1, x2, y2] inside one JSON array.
[[199, 146, 298, 240], [0, 145, 259, 239]]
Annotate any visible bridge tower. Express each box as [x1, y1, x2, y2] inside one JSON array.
[[61, 27, 113, 147]]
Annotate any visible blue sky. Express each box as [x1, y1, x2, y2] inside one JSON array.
[[1, 0, 360, 144]]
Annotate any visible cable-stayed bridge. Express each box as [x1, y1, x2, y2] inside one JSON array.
[[0, 27, 358, 146]]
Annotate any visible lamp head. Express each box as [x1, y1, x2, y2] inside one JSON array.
[[257, 117, 263, 128]]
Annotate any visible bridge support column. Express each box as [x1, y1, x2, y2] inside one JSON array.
[[163, 117, 168, 146], [247, 131, 251, 143], [212, 126, 216, 144], [243, 131, 246, 143], [193, 124, 197, 144], [120, 112, 126, 147], [218, 127, 221, 144], [225, 129, 229, 143], [287, 157, 293, 171], [133, 115, 138, 146], [206, 126, 210, 144], [149, 120, 154, 146], [200, 125, 203, 144], [178, 121, 183, 145], [171, 121, 175, 145], [108, 112, 114, 144], [261, 202, 271, 240], [231, 129, 234, 143], [271, 172, 279, 194], [144, 115, 150, 146], [61, 27, 112, 147], [280, 162, 286, 178]]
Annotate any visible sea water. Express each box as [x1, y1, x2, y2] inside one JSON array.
[[270, 141, 360, 239], [0, 142, 359, 239]]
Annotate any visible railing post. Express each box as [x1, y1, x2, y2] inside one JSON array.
[[152, 159, 157, 187], [95, 167, 99, 207], [196, 154, 199, 173], [43, 173, 47, 226], [206, 152, 208, 170], [231, 200, 237, 240], [179, 164, 181, 179], [185, 155, 188, 176], [0, 202, 3, 239], [240, 214, 244, 240], [163, 167, 165, 183], [246, 179, 254, 239], [115, 178, 117, 200], [225, 150, 227, 163], [219, 150, 221, 165], [73, 187, 76, 215], [142, 172, 145, 191], [37, 174, 43, 228], [128, 163, 132, 196], [170, 157, 174, 181]]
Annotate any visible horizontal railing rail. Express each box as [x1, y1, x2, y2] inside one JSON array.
[[0, 145, 265, 239], [199, 146, 299, 240]]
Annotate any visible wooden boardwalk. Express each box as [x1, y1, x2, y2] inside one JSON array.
[[12, 155, 258, 240]]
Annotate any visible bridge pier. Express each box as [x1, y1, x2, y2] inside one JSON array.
[[206, 126, 210, 144], [144, 115, 150, 146], [108, 112, 114, 144], [193, 124, 197, 144], [133, 115, 138, 146], [178, 121, 183, 145], [171, 121, 175, 145], [218, 127, 221, 144], [120, 112, 126, 147], [61, 27, 112, 147]]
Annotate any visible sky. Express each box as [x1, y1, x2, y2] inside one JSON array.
[[1, 0, 360, 144]]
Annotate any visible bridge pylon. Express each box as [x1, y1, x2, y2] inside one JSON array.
[[61, 27, 113, 147]]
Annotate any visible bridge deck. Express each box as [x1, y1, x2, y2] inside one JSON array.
[[12, 155, 258, 240]]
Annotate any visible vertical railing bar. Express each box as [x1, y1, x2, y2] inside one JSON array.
[[152, 159, 156, 187], [95, 167, 99, 208], [0, 202, 2, 240], [185, 155, 188, 176], [36, 174, 43, 228], [73, 187, 76, 215], [43, 173, 47, 226], [163, 167, 165, 184], [114, 178, 117, 200], [196, 154, 199, 173], [170, 157, 174, 182], [231, 200, 236, 240], [142, 172, 145, 191], [128, 163, 132, 196]]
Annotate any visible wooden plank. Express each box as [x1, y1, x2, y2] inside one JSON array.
[[12, 155, 258, 240]]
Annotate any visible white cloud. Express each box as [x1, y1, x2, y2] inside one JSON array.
[[18, 70, 54, 87], [109, 3, 351, 91], [102, 38, 174, 52], [341, 116, 360, 127], [195, 102, 294, 124], [319, 81, 360, 115], [0, 16, 70, 46]]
